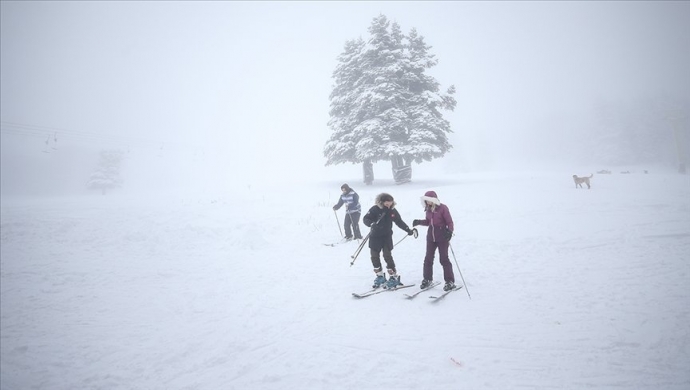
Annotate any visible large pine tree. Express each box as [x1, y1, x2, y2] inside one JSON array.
[[324, 14, 456, 184]]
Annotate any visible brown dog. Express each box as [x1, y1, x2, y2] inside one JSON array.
[[573, 174, 593, 189]]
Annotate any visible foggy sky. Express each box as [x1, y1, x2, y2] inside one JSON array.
[[2, 1, 689, 195]]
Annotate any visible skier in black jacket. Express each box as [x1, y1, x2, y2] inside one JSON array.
[[362, 193, 414, 289]]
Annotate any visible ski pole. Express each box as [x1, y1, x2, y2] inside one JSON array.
[[350, 233, 370, 266], [351, 213, 384, 266], [333, 209, 343, 237], [393, 228, 418, 247], [449, 242, 471, 300]]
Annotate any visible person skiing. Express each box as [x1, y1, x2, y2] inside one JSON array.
[[332, 183, 363, 240], [362, 193, 415, 289], [412, 190, 456, 291]]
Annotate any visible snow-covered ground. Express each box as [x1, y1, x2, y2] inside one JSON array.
[[1, 170, 689, 389]]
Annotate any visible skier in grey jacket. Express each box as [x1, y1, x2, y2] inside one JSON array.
[[333, 183, 363, 240]]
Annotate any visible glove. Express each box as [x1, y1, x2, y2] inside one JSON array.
[[412, 219, 423, 227], [332, 205, 337, 210], [407, 228, 414, 236], [444, 229, 453, 241]]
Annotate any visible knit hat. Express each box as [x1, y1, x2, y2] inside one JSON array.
[[341, 183, 351, 192], [420, 190, 441, 207]]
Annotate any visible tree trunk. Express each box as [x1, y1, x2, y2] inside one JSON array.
[[363, 159, 374, 185], [391, 155, 412, 184]]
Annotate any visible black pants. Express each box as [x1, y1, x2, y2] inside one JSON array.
[[344, 212, 362, 239], [370, 245, 396, 274]]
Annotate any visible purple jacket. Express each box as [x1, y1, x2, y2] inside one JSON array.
[[418, 191, 454, 242]]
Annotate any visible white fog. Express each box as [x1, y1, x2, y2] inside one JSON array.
[[2, 2, 689, 389], [2, 1, 689, 196]]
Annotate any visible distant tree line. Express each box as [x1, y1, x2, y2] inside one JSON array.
[[591, 96, 689, 173]]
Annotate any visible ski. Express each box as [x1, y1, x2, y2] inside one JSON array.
[[352, 284, 415, 299], [323, 239, 358, 247], [429, 285, 464, 302], [403, 281, 442, 299], [352, 286, 380, 296]]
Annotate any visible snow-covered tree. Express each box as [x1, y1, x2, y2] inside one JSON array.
[[324, 14, 456, 184], [87, 149, 123, 195], [324, 38, 368, 175], [403, 28, 456, 162]]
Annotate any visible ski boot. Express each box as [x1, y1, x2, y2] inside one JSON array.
[[384, 275, 402, 289], [420, 279, 432, 289], [443, 281, 456, 291], [372, 274, 387, 288]]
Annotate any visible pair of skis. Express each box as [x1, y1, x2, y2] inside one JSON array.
[[404, 281, 463, 301], [352, 281, 463, 301], [351, 284, 415, 298], [427, 285, 464, 302], [403, 281, 442, 299]]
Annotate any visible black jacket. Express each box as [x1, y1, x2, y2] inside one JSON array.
[[363, 205, 411, 251]]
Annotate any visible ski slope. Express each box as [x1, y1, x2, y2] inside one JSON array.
[[2, 170, 689, 389]]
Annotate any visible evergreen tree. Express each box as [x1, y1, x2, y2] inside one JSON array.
[[87, 150, 123, 195], [324, 14, 456, 184], [324, 38, 366, 168], [404, 28, 457, 163]]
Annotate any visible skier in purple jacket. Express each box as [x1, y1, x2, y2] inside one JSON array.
[[412, 190, 456, 291]]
